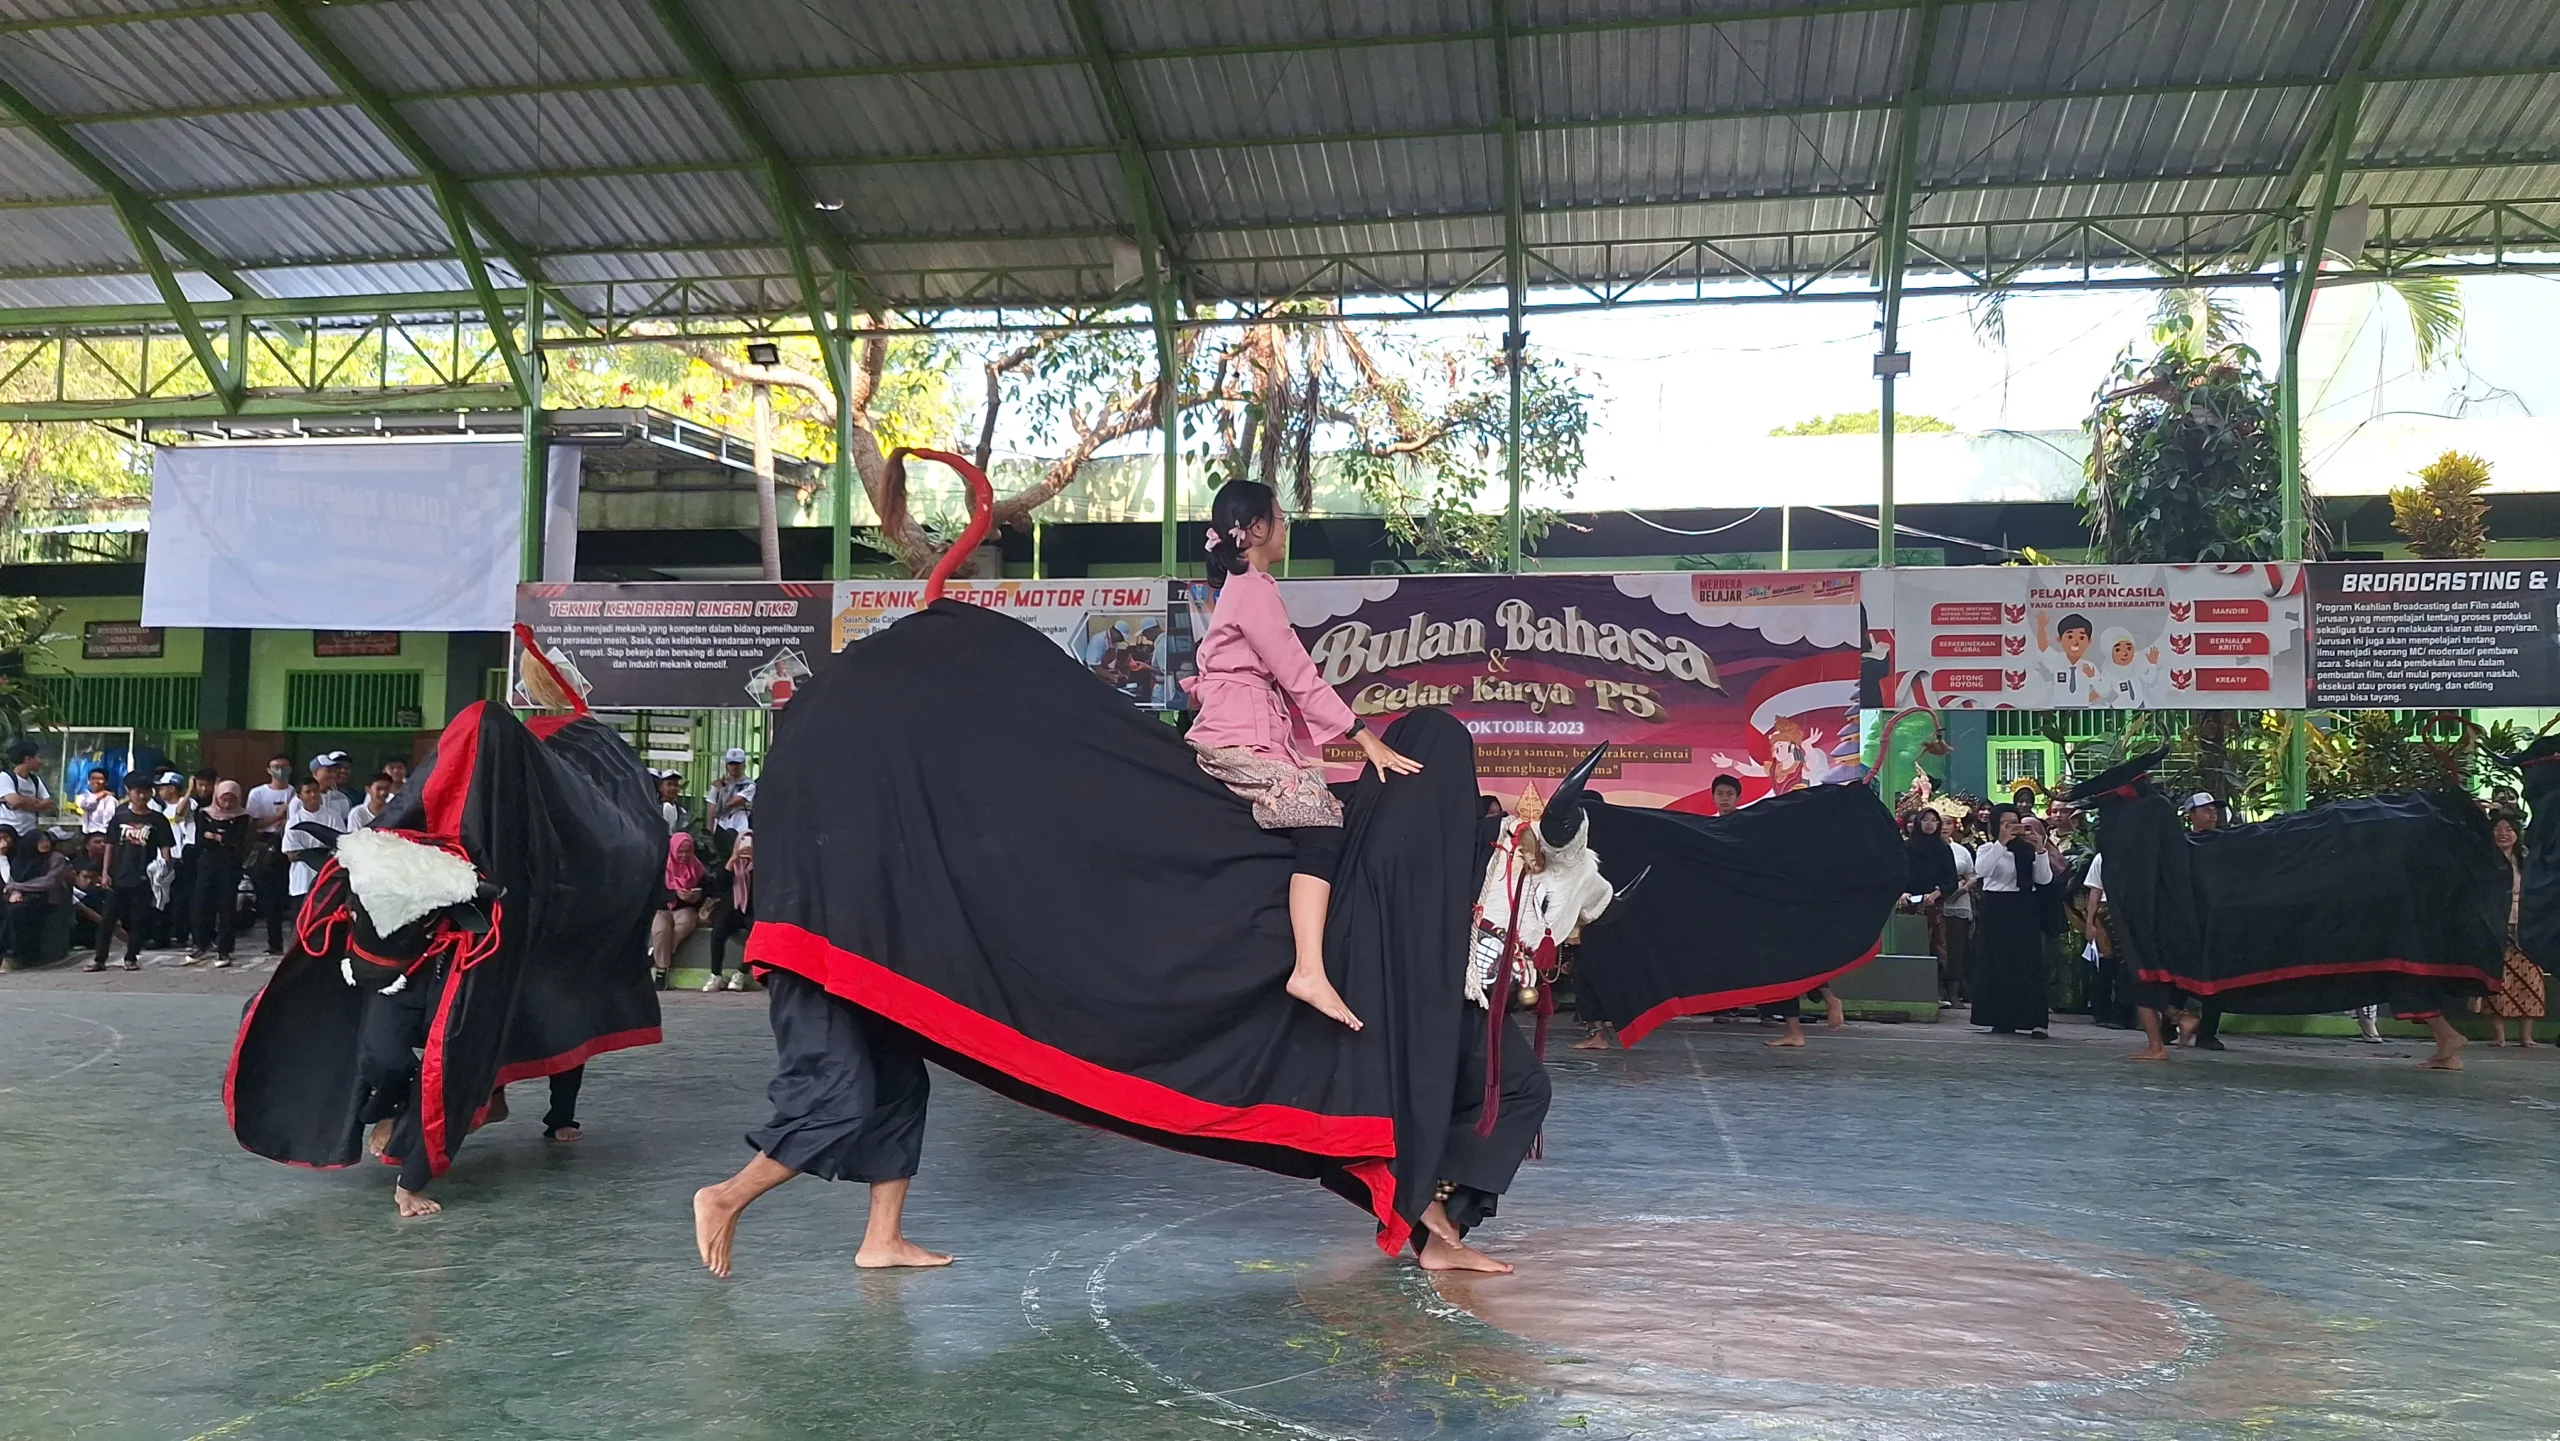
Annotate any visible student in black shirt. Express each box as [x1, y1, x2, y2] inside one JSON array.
[[85, 774, 172, 972], [192, 779, 255, 967]]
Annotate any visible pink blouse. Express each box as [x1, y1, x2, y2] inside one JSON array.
[[1182, 568, 1357, 769]]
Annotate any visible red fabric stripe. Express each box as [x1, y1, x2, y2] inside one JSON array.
[[2137, 957, 2489, 996], [745, 921, 1403, 1236], [1615, 942, 1882, 1048], [491, 1027, 663, 1088], [422, 702, 484, 838], [415, 961, 470, 1179], [1343, 1159, 1410, 1256], [525, 713, 578, 740]]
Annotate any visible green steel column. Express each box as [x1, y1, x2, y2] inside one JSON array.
[[830, 277, 854, 581], [1878, 371, 1899, 567], [2278, 254, 2309, 812], [518, 284, 545, 583], [1153, 270, 1179, 575], [1493, 0, 1527, 573]]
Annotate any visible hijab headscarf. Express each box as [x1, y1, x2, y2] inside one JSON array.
[[1903, 808, 1957, 897], [206, 779, 247, 820], [727, 832, 753, 911], [665, 831, 704, 894]]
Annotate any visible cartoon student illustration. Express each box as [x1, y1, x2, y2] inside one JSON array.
[[2093, 626, 2162, 708], [2032, 610, 2100, 705]]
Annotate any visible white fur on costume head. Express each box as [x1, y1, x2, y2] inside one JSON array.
[[334, 828, 481, 934]]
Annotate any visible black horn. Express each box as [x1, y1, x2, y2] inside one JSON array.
[[1540, 743, 1609, 847]]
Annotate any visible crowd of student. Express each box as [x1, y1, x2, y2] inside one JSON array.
[[649, 747, 757, 992], [0, 741, 408, 972]]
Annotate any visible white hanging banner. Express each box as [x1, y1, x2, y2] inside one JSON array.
[[142, 441, 523, 631]]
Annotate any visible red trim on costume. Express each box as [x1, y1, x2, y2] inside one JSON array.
[[415, 951, 470, 1178], [745, 920, 1404, 1240], [525, 713, 579, 740], [491, 1027, 663, 1088], [422, 702, 484, 837], [2137, 957, 2487, 996], [1615, 942, 1882, 1048], [1344, 1159, 1410, 1256]]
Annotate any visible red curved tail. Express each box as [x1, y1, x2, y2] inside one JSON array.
[[891, 447, 996, 604]]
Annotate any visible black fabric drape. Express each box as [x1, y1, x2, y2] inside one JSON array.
[[1570, 784, 1904, 1043], [742, 600, 1489, 1252], [2068, 753, 2503, 1016], [227, 703, 664, 1178]]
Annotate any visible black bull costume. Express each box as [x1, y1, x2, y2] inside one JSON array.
[[743, 599, 1901, 1252], [226, 702, 665, 1181], [2067, 750, 2505, 1016]]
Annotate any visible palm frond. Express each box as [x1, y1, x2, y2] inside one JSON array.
[[2384, 274, 2464, 371]]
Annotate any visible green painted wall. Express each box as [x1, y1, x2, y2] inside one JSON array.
[[246, 629, 451, 731], [24, 597, 204, 677]]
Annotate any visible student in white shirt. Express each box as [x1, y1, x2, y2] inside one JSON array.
[[284, 778, 347, 900], [347, 772, 397, 830], [1970, 804, 2058, 1037], [76, 767, 118, 834], [244, 755, 297, 955], [2030, 610, 2099, 707], [1, 741, 51, 839]]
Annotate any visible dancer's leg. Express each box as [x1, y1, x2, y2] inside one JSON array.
[[1283, 825, 1358, 1029]]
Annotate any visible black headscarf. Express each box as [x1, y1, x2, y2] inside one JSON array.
[[1903, 811, 1958, 897]]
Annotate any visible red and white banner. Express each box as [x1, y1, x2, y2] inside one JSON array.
[[1865, 564, 2306, 710]]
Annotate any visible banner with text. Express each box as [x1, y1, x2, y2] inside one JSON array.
[[1867, 564, 2307, 710], [834, 580, 1185, 709], [515, 580, 1181, 710], [1275, 571, 1864, 808], [2308, 560, 2560, 708], [515, 582, 836, 710]]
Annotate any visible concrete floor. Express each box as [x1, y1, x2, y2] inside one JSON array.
[[3, 969, 2556, 1440]]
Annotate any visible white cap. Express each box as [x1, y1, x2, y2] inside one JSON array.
[[723, 748, 749, 764], [311, 751, 349, 770], [2183, 792, 2217, 811], [155, 770, 184, 786]]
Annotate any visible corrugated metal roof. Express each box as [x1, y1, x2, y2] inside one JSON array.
[[0, 0, 2554, 323]]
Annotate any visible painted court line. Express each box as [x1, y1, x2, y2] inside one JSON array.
[[181, 1340, 444, 1440]]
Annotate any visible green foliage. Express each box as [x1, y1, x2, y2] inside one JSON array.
[[547, 336, 960, 463], [0, 423, 150, 562], [0, 596, 61, 741], [2083, 708, 2520, 816], [1770, 409, 1953, 436], [2382, 274, 2464, 373], [1177, 314, 1592, 572], [2081, 327, 2295, 565], [2388, 449, 2490, 559]]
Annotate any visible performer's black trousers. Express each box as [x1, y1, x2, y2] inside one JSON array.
[[543, 1066, 584, 1133], [1440, 1007, 1551, 1237], [356, 984, 435, 1192], [746, 968, 928, 1184]]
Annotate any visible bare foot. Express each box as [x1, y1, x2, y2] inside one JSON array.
[[1286, 967, 1363, 1031], [2175, 1015, 2199, 1045], [1765, 1034, 1807, 1048], [546, 1125, 582, 1143], [1569, 1030, 1612, 1051], [2126, 1046, 2169, 1063], [1418, 1231, 1514, 1274], [394, 1186, 441, 1218], [855, 1238, 955, 1269], [2420, 1054, 2465, 1071], [694, 1186, 742, 1279], [364, 1117, 394, 1158]]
